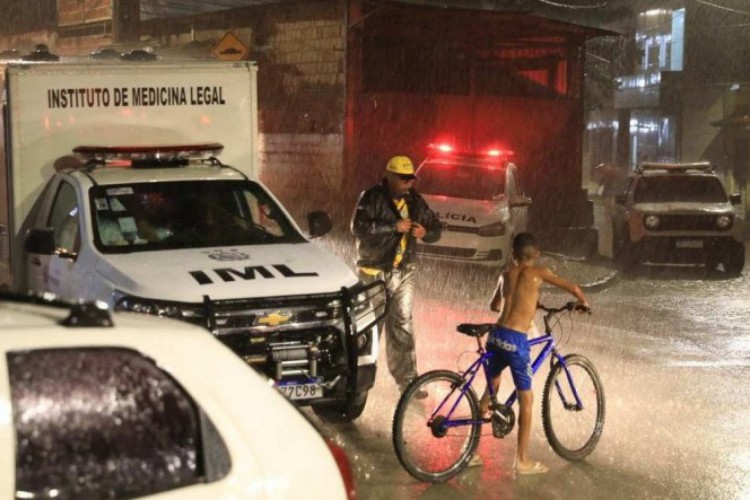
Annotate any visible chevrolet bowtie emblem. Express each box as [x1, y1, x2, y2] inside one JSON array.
[[256, 312, 292, 327]]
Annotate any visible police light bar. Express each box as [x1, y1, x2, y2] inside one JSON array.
[[73, 143, 224, 161], [637, 161, 714, 174], [428, 142, 514, 160]]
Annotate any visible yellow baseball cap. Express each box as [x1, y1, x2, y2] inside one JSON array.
[[385, 156, 417, 179]]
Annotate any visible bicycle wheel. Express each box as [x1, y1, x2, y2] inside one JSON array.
[[542, 354, 605, 460], [392, 370, 481, 483]]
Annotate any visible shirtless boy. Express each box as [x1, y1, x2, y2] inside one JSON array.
[[480, 232, 589, 475]]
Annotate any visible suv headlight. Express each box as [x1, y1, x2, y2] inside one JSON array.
[[644, 215, 660, 229], [716, 215, 733, 229], [478, 221, 507, 237], [113, 291, 205, 323]]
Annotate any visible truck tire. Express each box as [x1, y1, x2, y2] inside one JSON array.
[[722, 243, 745, 277], [312, 390, 369, 423]]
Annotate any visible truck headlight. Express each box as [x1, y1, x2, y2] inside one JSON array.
[[716, 215, 732, 229], [114, 291, 204, 322], [644, 215, 660, 229], [478, 221, 507, 237]]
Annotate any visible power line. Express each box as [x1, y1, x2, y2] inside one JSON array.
[[690, 0, 750, 15], [535, 0, 608, 9]]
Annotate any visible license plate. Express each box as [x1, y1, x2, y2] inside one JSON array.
[[676, 240, 703, 249], [277, 380, 323, 400]]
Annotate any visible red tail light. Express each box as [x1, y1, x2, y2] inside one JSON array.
[[327, 440, 357, 500]]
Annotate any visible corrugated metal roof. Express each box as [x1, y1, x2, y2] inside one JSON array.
[[139, 0, 623, 35], [140, 0, 298, 20]]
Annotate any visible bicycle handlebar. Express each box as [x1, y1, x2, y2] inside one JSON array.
[[537, 301, 592, 315]]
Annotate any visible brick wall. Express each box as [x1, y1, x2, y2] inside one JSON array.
[[139, 2, 348, 216], [259, 133, 345, 221]]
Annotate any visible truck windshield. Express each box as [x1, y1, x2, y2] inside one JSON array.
[[633, 176, 728, 204], [90, 180, 305, 253], [417, 161, 506, 201]]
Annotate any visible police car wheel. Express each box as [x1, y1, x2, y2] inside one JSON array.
[[312, 390, 369, 423]]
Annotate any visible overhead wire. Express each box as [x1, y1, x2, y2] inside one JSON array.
[[690, 0, 750, 15], [535, 0, 608, 9]]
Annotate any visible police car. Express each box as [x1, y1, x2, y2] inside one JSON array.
[[612, 162, 745, 276], [22, 144, 386, 423], [414, 144, 532, 267], [0, 293, 355, 499]]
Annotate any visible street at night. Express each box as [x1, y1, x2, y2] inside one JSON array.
[[3, 1, 750, 499], [311, 248, 750, 499]]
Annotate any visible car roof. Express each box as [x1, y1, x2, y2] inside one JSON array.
[[67, 163, 248, 186], [0, 297, 216, 350], [420, 155, 512, 170], [635, 161, 716, 176]]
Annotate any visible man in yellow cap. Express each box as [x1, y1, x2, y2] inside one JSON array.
[[351, 155, 441, 398]]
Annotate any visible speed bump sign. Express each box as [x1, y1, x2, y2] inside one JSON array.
[[212, 32, 249, 61]]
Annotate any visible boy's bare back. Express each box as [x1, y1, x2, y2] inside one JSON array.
[[499, 264, 589, 334]]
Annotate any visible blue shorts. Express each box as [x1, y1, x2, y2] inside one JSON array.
[[485, 326, 533, 391]]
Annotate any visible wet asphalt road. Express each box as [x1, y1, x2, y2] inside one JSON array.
[[307, 250, 750, 500]]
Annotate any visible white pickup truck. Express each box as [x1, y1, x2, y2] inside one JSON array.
[[0, 61, 384, 422]]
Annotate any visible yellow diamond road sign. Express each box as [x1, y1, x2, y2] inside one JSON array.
[[212, 32, 249, 61]]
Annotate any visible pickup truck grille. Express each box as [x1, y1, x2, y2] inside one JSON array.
[[647, 214, 730, 231], [210, 301, 343, 335]]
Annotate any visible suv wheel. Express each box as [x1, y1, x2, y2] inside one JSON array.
[[312, 390, 369, 423], [722, 242, 745, 277]]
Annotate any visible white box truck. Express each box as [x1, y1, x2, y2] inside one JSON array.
[[0, 61, 384, 422]]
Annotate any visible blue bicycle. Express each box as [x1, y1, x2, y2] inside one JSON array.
[[392, 302, 605, 483]]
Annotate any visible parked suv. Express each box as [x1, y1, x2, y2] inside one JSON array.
[[0, 293, 355, 500], [414, 145, 531, 267], [611, 162, 745, 276]]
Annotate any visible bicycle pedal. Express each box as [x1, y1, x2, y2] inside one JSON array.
[[489, 406, 515, 438]]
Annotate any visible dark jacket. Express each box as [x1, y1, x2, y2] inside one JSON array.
[[351, 181, 441, 270]]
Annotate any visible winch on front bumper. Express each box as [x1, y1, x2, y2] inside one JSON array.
[[200, 281, 387, 411]]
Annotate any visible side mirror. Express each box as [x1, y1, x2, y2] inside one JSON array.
[[509, 196, 532, 208], [24, 228, 56, 255], [730, 193, 742, 205], [307, 211, 332, 238], [614, 194, 627, 206]]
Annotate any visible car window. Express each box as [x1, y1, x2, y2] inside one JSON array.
[[90, 180, 305, 253], [417, 161, 506, 200], [633, 176, 728, 203], [48, 182, 80, 253], [8, 347, 231, 500]]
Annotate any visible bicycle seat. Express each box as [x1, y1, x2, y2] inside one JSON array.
[[456, 323, 496, 337]]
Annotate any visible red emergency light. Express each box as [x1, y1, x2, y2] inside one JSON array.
[[428, 141, 514, 161]]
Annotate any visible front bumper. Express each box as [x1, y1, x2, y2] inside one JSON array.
[[631, 236, 741, 264], [416, 230, 509, 264], [115, 281, 387, 406], [209, 281, 386, 406]]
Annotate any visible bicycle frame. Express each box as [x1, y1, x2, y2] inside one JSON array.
[[432, 332, 586, 429]]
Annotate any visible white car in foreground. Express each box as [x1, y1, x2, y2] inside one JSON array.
[[414, 145, 532, 267], [0, 294, 354, 500]]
